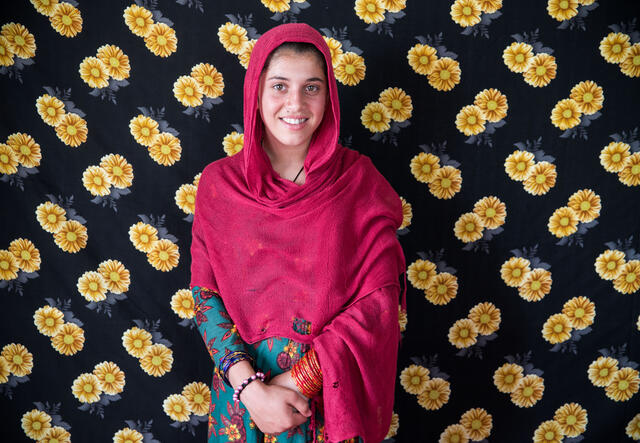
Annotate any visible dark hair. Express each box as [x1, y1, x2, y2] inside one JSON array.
[[262, 41, 327, 77]]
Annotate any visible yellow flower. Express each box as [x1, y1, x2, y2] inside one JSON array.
[[503, 42, 534, 73], [0, 356, 8, 383], [40, 426, 71, 443], [523, 161, 557, 195], [474, 88, 508, 122], [399, 364, 430, 395], [193, 172, 201, 187], [599, 141, 630, 173], [149, 132, 182, 166], [8, 238, 41, 273], [385, 411, 399, 439], [594, 249, 626, 280], [455, 105, 486, 136], [334, 52, 366, 86], [493, 363, 524, 393], [570, 80, 604, 115], [501, 256, 531, 287], [439, 424, 469, 443], [113, 428, 144, 443], [6, 132, 41, 168], [547, 206, 579, 238], [379, 87, 412, 122], [407, 259, 437, 289], [626, 413, 640, 440], [97, 259, 130, 294], [78, 56, 110, 89], [460, 408, 492, 441], [140, 344, 174, 377], [36, 94, 65, 126], [129, 222, 159, 253], [2, 343, 33, 376], [122, 326, 153, 358], [417, 378, 450, 410], [96, 44, 130, 80], [82, 165, 112, 197], [129, 114, 159, 147], [550, 98, 582, 130], [454, 212, 484, 243], [34, 305, 65, 337], [382, 0, 406, 12], [163, 393, 191, 421], [147, 239, 180, 272], [21, 409, 52, 440], [35, 201, 66, 233], [524, 53, 557, 87], [399, 197, 412, 229], [429, 165, 462, 199], [171, 289, 195, 319], [425, 272, 458, 305], [77, 270, 108, 302], [477, 0, 502, 13], [222, 131, 244, 156], [468, 302, 501, 335], [450, 0, 482, 27], [510, 374, 544, 408], [145, 23, 178, 58], [30, 0, 60, 17], [191, 63, 224, 98], [93, 361, 125, 395], [1, 23, 36, 59], [398, 305, 408, 332], [614, 260, 640, 294], [533, 420, 563, 443], [553, 402, 588, 437], [588, 356, 619, 386], [518, 268, 552, 302], [0, 143, 18, 174], [217, 22, 248, 55], [173, 75, 203, 107], [123, 4, 154, 37], [0, 36, 14, 66], [605, 367, 639, 401], [361, 102, 391, 133], [473, 196, 506, 229], [182, 381, 211, 415], [354, 0, 386, 24], [547, 0, 579, 21], [567, 188, 601, 223], [49, 2, 82, 37], [53, 220, 88, 253], [51, 322, 85, 355], [428, 57, 461, 91], [619, 152, 640, 186], [71, 372, 102, 403], [542, 313, 572, 344], [262, 0, 291, 12], [448, 318, 478, 348], [620, 43, 640, 78], [410, 152, 440, 183], [100, 153, 133, 188], [175, 184, 197, 214], [599, 32, 631, 64], [55, 113, 88, 147], [562, 296, 595, 330], [0, 250, 18, 280], [238, 39, 257, 69], [323, 37, 343, 65], [407, 43, 438, 75]]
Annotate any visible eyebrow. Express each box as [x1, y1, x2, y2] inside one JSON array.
[[267, 75, 324, 82]]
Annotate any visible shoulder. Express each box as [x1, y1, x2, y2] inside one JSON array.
[[199, 152, 243, 185]]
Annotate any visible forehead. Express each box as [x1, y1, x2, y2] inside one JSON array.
[[263, 49, 326, 79]]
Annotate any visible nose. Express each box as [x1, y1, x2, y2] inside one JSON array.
[[285, 88, 303, 111]]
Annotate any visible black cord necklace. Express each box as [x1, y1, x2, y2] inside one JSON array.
[[291, 165, 304, 183]]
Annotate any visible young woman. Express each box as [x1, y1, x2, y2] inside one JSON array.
[[190, 23, 407, 443]]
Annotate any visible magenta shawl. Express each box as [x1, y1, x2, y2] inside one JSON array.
[[190, 23, 407, 442]]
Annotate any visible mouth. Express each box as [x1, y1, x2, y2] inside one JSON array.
[[280, 117, 309, 127]]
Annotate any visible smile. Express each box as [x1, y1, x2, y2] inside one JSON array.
[[280, 117, 308, 125]]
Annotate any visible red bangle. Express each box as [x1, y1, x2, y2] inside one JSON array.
[[291, 348, 322, 398]]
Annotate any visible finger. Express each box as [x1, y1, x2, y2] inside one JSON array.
[[289, 394, 311, 417]]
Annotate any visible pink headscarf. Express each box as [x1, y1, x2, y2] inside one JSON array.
[[190, 23, 406, 442]]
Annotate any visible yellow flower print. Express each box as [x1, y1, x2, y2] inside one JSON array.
[[503, 42, 534, 73], [361, 102, 391, 133], [78, 56, 110, 89], [129, 114, 159, 147], [450, 0, 482, 27], [547, 0, 579, 21], [334, 52, 366, 86], [613, 260, 640, 294], [518, 268, 552, 302], [0, 250, 18, 280], [93, 361, 125, 395], [619, 152, 640, 186], [547, 206, 579, 238], [145, 23, 178, 58], [500, 256, 531, 287], [425, 272, 458, 305], [6, 132, 42, 168], [218, 22, 248, 55], [71, 373, 102, 403], [173, 75, 203, 107], [599, 32, 631, 64], [398, 305, 408, 332], [473, 196, 506, 229], [410, 152, 440, 183], [238, 39, 256, 69], [587, 356, 618, 387], [626, 413, 640, 440], [407, 259, 437, 290], [474, 88, 508, 122], [40, 426, 71, 443], [30, 0, 60, 17], [550, 98, 582, 130], [51, 322, 85, 355], [354, 0, 386, 24], [323, 37, 343, 66], [0, 143, 18, 175], [129, 222, 159, 253], [147, 239, 180, 272], [533, 420, 563, 443], [562, 296, 595, 330], [439, 424, 469, 443], [399, 196, 412, 229], [385, 411, 399, 439], [171, 289, 195, 319], [175, 184, 197, 215], [0, 36, 14, 67], [261, 0, 291, 13], [620, 43, 640, 77], [428, 57, 461, 91], [53, 220, 88, 253], [567, 189, 601, 222], [417, 378, 450, 410], [113, 427, 144, 443], [382, 0, 406, 12], [477, 0, 502, 13], [8, 238, 41, 272], [82, 165, 112, 197], [100, 154, 133, 188], [460, 408, 492, 441], [455, 105, 486, 136], [542, 313, 572, 344], [140, 344, 173, 377], [96, 44, 130, 80], [493, 363, 524, 393], [429, 165, 462, 199], [36, 94, 66, 126], [222, 131, 244, 156], [448, 318, 478, 348], [599, 141, 630, 173], [553, 402, 588, 437], [570, 80, 604, 115], [55, 113, 88, 147], [523, 161, 557, 195], [193, 172, 201, 187], [123, 4, 154, 37], [34, 305, 65, 337], [407, 43, 438, 75], [97, 259, 130, 294], [149, 132, 182, 166], [524, 53, 557, 87], [454, 212, 484, 243], [468, 302, 501, 335], [594, 249, 626, 280], [605, 367, 639, 401], [182, 381, 211, 416], [191, 63, 224, 98], [379, 87, 413, 122], [77, 270, 109, 302], [2, 343, 33, 376], [0, 356, 8, 383], [21, 409, 52, 440], [510, 374, 544, 408], [122, 326, 153, 358], [50, 2, 82, 37], [1, 23, 36, 59], [35, 201, 66, 233], [399, 364, 430, 395]]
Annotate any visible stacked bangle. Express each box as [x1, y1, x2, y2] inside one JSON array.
[[220, 350, 253, 387], [233, 371, 265, 402], [291, 348, 323, 398]]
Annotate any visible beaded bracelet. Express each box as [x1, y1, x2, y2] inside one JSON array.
[[232, 371, 265, 402], [220, 350, 254, 387]]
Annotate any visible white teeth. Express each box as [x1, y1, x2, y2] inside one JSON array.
[[282, 118, 307, 124]]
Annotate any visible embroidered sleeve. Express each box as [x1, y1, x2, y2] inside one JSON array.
[[290, 347, 323, 398]]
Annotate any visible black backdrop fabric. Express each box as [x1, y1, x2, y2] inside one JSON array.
[[1, 0, 640, 442]]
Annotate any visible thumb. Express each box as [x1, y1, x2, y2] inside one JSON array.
[[290, 393, 311, 417]]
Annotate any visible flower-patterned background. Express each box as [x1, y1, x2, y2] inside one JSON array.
[[1, 0, 640, 441]]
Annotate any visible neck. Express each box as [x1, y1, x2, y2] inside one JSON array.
[[262, 137, 309, 169]]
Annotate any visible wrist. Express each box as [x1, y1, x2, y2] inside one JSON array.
[[238, 378, 266, 403]]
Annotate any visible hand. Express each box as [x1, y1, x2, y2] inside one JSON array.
[[268, 371, 308, 401]]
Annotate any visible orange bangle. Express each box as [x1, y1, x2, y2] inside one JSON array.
[[292, 348, 322, 398]]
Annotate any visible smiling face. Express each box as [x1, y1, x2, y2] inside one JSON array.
[[258, 48, 328, 155]]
